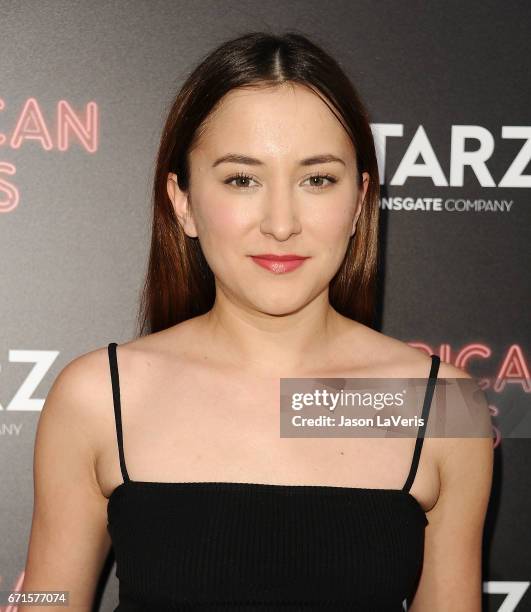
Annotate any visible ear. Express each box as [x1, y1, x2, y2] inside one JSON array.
[[351, 171, 370, 237], [167, 172, 199, 238]]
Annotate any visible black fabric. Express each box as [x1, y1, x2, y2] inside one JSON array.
[[106, 342, 440, 611]]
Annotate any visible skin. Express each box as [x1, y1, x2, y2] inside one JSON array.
[[21, 83, 493, 610]]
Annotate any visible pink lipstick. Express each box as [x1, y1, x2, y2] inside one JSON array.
[[249, 253, 310, 274]]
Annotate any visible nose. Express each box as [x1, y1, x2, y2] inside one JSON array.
[[259, 187, 302, 241]]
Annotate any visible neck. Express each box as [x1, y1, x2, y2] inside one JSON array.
[[198, 288, 349, 376]]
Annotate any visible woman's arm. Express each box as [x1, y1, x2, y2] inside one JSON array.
[[19, 352, 112, 611], [408, 368, 494, 612]]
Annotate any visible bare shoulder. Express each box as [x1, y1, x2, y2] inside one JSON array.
[[38, 344, 122, 470], [334, 319, 438, 377], [434, 359, 494, 479], [428, 357, 493, 464], [39, 331, 192, 468], [44, 345, 113, 435], [337, 319, 493, 471], [355, 327, 494, 493], [40, 328, 196, 482]]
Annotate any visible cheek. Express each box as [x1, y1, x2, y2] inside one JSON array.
[[310, 201, 354, 252], [193, 194, 250, 261]]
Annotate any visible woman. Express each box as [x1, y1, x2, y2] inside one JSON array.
[[21, 31, 493, 611]]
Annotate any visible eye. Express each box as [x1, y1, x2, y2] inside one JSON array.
[[223, 172, 338, 190], [224, 172, 258, 189], [303, 173, 338, 190]]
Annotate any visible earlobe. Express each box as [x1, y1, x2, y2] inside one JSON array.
[[166, 172, 199, 238]]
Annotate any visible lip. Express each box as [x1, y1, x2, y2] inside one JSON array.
[[249, 254, 310, 274], [251, 254, 308, 261]]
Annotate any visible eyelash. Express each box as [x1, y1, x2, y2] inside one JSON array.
[[224, 171, 338, 191]]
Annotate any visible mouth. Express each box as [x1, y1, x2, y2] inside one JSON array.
[[248, 254, 310, 274]]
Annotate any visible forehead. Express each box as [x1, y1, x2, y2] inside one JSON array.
[[192, 83, 355, 163]]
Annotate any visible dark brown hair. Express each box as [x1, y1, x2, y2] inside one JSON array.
[[137, 31, 380, 336]]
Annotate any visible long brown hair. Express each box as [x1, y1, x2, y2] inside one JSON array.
[[137, 31, 380, 336]]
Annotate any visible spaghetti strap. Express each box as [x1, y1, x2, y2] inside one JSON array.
[[402, 354, 441, 493], [107, 342, 130, 484]]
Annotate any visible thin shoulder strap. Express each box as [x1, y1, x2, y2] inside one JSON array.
[[107, 342, 130, 483], [402, 354, 441, 493]]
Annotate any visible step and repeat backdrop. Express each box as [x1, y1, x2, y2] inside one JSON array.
[[1, 1, 529, 610]]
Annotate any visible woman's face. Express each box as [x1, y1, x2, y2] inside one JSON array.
[[168, 83, 369, 316]]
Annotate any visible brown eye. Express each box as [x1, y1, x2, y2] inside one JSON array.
[[304, 174, 337, 190], [224, 172, 257, 188]]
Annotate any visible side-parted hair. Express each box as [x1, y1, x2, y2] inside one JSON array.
[[137, 30, 380, 336]]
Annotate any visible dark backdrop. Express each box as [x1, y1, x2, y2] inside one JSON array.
[[1, 1, 529, 609]]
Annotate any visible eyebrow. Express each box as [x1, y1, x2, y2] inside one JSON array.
[[211, 153, 346, 168]]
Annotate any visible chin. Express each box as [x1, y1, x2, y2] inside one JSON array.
[[249, 294, 310, 317]]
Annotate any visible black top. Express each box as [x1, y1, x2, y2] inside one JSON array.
[[106, 342, 440, 611]]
